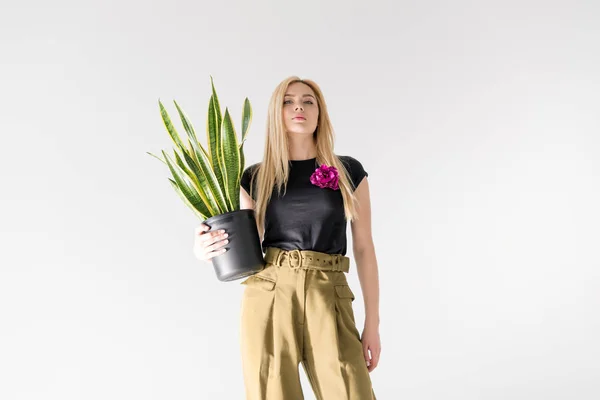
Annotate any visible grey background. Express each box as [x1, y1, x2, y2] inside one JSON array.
[[1, 0, 599, 399]]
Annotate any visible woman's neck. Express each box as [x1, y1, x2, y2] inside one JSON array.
[[288, 142, 317, 161]]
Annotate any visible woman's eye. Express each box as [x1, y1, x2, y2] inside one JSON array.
[[284, 99, 313, 105]]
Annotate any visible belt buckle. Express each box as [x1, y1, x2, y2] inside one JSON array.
[[288, 249, 302, 269]]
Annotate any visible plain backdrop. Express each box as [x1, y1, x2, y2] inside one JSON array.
[[1, 0, 599, 399]]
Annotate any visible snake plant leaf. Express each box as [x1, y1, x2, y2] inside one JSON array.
[[209, 75, 222, 140], [209, 76, 225, 193], [199, 144, 210, 160], [216, 100, 229, 203], [221, 107, 241, 210], [238, 143, 245, 179], [181, 108, 211, 177], [241, 97, 252, 145], [207, 95, 226, 192], [147, 151, 166, 166], [238, 97, 252, 178], [172, 149, 198, 188], [170, 149, 216, 216], [159, 100, 187, 151], [180, 143, 226, 214], [190, 140, 233, 212], [168, 179, 208, 220], [162, 150, 213, 218], [173, 100, 203, 152], [173, 148, 220, 216], [171, 99, 226, 213], [151, 76, 254, 219]]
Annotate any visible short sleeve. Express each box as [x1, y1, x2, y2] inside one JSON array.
[[240, 163, 260, 200], [340, 156, 368, 191]]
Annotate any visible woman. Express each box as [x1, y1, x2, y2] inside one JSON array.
[[194, 76, 381, 399]]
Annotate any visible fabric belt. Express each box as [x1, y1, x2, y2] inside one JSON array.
[[264, 247, 350, 273]]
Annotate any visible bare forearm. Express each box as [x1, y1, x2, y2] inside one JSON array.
[[353, 244, 380, 327]]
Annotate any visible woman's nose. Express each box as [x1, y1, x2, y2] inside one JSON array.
[[295, 104, 304, 111]]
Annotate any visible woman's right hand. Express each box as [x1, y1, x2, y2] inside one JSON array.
[[193, 223, 229, 263]]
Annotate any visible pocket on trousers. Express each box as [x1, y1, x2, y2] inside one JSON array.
[[333, 284, 359, 339], [240, 274, 276, 291], [334, 284, 355, 301]]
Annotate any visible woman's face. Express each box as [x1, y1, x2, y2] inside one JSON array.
[[282, 82, 319, 136]]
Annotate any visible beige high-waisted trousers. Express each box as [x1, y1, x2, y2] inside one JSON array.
[[239, 247, 377, 400]]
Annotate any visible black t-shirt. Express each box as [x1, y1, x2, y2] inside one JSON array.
[[240, 155, 368, 256]]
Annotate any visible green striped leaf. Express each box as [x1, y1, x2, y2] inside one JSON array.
[[220, 107, 241, 210], [159, 100, 186, 151], [209, 75, 222, 140], [172, 149, 219, 216], [187, 137, 230, 213], [239, 97, 252, 178], [170, 99, 227, 213], [173, 100, 200, 148], [147, 151, 166, 166], [238, 143, 245, 179], [207, 95, 226, 192], [180, 143, 226, 214], [168, 179, 208, 220], [150, 76, 255, 219], [162, 150, 212, 218], [241, 97, 252, 145]]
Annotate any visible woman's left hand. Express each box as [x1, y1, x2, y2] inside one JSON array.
[[361, 323, 381, 372]]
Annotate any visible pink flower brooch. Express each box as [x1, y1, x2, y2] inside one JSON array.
[[310, 164, 340, 190]]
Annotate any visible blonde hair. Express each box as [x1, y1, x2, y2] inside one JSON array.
[[247, 76, 361, 239]]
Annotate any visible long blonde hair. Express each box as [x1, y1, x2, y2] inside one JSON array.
[[247, 76, 361, 239]]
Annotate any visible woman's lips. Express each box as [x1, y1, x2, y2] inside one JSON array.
[[293, 117, 306, 121]]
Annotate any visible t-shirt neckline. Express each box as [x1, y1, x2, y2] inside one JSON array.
[[290, 157, 317, 162]]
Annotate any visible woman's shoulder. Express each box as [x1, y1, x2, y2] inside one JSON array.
[[336, 155, 369, 189], [241, 162, 261, 189], [337, 155, 367, 172], [242, 162, 261, 175]]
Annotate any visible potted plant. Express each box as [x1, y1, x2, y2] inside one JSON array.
[[147, 76, 266, 282]]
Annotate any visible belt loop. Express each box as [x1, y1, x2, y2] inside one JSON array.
[[333, 254, 341, 272], [275, 249, 284, 267]]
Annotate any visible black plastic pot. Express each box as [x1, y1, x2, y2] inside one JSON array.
[[202, 209, 266, 282]]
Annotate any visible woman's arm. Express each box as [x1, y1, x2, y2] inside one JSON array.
[[240, 186, 263, 243], [240, 187, 255, 210], [350, 177, 381, 371]]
